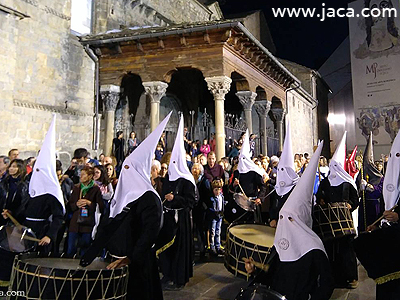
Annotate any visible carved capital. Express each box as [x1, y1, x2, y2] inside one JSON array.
[[236, 91, 257, 111], [270, 108, 286, 122], [143, 81, 168, 103], [205, 76, 232, 101], [254, 100, 271, 117], [100, 85, 120, 111]]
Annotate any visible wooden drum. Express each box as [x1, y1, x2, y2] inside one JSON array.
[[9, 252, 128, 299], [313, 202, 356, 241], [225, 224, 275, 280]]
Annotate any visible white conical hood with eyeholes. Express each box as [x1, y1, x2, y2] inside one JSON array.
[[168, 114, 196, 188], [274, 141, 326, 262], [275, 119, 299, 196], [29, 114, 65, 214], [383, 130, 400, 210], [109, 112, 172, 218], [238, 129, 266, 177]]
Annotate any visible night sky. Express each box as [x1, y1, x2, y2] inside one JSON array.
[[218, 0, 354, 69]]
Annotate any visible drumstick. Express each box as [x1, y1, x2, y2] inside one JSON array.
[[369, 204, 398, 227], [237, 182, 249, 200], [3, 211, 23, 231], [21, 235, 41, 243], [241, 257, 270, 272]]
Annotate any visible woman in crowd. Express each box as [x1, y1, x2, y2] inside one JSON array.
[[127, 131, 140, 154], [67, 166, 103, 256], [113, 131, 125, 175], [0, 159, 29, 224], [0, 159, 29, 286], [105, 163, 118, 190], [93, 165, 113, 208]]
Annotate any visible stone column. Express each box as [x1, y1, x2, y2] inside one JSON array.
[[236, 91, 257, 134], [271, 108, 286, 151], [143, 81, 168, 131], [205, 76, 232, 160], [100, 85, 120, 156], [254, 100, 272, 155]]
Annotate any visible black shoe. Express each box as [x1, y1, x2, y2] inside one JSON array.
[[217, 248, 225, 255]]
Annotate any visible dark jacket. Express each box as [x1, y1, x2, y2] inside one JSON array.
[[68, 184, 104, 233], [0, 176, 29, 224]]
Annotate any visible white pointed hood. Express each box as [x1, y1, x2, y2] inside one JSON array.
[[383, 130, 400, 210], [275, 119, 299, 196], [238, 129, 266, 177], [328, 132, 357, 191], [29, 115, 65, 214], [110, 112, 172, 218], [274, 142, 326, 262], [168, 115, 196, 188]]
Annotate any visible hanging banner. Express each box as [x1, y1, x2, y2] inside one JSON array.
[[349, 0, 400, 149]]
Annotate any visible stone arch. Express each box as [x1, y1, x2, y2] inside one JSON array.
[[256, 86, 267, 101], [165, 67, 214, 129], [271, 96, 283, 109], [231, 71, 250, 91]]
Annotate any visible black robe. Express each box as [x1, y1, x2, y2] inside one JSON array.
[[81, 191, 163, 300], [229, 170, 267, 223], [23, 194, 64, 253], [353, 208, 400, 300], [192, 175, 211, 256], [269, 187, 294, 222], [316, 179, 359, 287], [254, 248, 334, 300], [159, 176, 196, 286]]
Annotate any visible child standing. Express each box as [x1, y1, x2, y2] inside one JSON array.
[[208, 178, 224, 256], [200, 139, 211, 157]]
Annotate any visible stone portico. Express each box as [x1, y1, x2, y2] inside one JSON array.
[[81, 20, 317, 159]]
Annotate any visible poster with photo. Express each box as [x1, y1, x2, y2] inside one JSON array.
[[349, 0, 400, 147]]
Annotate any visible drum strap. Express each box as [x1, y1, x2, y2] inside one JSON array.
[[375, 271, 400, 285]]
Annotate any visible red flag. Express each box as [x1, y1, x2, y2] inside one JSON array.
[[345, 146, 358, 179]]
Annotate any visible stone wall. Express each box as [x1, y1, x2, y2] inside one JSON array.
[[287, 91, 315, 155], [94, 0, 219, 34], [0, 0, 95, 159]]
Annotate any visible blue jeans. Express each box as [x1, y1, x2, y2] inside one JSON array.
[[67, 232, 92, 256], [210, 217, 222, 250]]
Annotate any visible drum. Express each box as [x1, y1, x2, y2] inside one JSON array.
[[0, 225, 37, 282], [225, 224, 275, 280], [235, 284, 285, 300], [0, 225, 37, 253], [312, 202, 356, 240], [9, 252, 129, 299], [353, 226, 400, 285], [224, 199, 246, 223], [233, 193, 256, 211]]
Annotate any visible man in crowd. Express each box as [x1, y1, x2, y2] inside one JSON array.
[[0, 156, 10, 182], [204, 151, 224, 184], [8, 149, 19, 161]]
